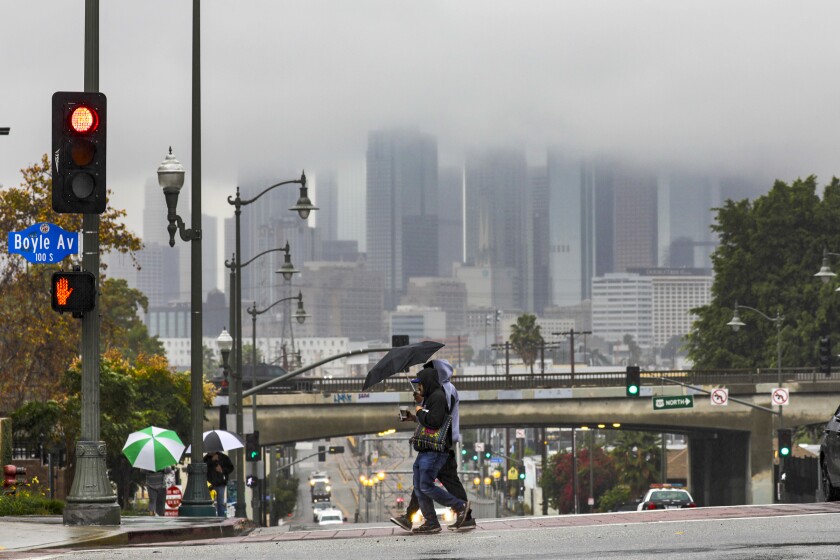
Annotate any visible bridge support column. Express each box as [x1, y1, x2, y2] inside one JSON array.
[[687, 410, 774, 506]]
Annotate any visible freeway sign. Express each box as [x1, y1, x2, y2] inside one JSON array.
[[8, 222, 79, 264], [652, 395, 694, 410]]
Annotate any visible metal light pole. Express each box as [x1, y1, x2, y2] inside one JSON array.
[[217, 329, 233, 429], [157, 146, 215, 516], [63, 0, 120, 525], [227, 183, 314, 519], [726, 303, 784, 428]]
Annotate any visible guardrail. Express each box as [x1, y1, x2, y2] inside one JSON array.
[[252, 367, 836, 395]]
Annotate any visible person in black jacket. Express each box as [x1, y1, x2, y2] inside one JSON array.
[[409, 366, 470, 533], [203, 451, 233, 517]]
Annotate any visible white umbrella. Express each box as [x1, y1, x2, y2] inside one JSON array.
[[185, 430, 245, 455]]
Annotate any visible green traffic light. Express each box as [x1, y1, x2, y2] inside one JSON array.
[[472, 454, 479, 461], [519, 473, 525, 479], [484, 452, 491, 459], [780, 447, 790, 457], [461, 449, 467, 455], [628, 385, 639, 395]]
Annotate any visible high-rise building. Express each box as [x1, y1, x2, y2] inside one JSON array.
[[438, 166, 464, 277], [366, 128, 438, 309], [297, 261, 385, 342], [464, 148, 532, 311], [530, 166, 551, 315], [591, 273, 654, 348], [401, 277, 468, 335], [613, 166, 658, 273], [315, 171, 339, 242], [548, 152, 593, 306]]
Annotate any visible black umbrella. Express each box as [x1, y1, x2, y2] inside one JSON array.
[[362, 341, 445, 390]]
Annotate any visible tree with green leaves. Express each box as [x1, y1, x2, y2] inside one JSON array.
[[12, 350, 213, 509], [686, 176, 840, 370], [610, 431, 662, 496], [509, 313, 544, 373], [539, 442, 615, 514]]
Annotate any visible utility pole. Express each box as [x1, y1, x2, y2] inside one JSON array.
[[552, 329, 591, 382]]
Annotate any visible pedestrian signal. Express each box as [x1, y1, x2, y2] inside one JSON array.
[[51, 270, 96, 315]]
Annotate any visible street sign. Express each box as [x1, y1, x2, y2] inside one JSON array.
[[515, 429, 526, 439], [164, 485, 182, 517], [489, 457, 503, 464], [652, 395, 694, 411], [474, 442, 485, 452], [710, 388, 729, 406], [772, 388, 789, 406], [8, 222, 79, 264]]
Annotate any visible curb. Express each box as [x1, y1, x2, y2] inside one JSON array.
[[49, 518, 255, 550]]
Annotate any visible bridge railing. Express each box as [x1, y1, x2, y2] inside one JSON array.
[[254, 367, 830, 395]]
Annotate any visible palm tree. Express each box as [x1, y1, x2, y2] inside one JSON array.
[[510, 314, 544, 373]]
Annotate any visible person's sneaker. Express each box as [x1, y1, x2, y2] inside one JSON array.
[[390, 514, 413, 531], [412, 521, 442, 534], [451, 517, 476, 530], [453, 500, 471, 528]]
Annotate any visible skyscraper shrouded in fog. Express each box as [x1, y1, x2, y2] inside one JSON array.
[[366, 128, 439, 309], [464, 148, 533, 311]]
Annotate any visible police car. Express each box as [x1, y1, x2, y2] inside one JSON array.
[[637, 483, 697, 510]]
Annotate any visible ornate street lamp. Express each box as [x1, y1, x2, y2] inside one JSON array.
[[226, 176, 315, 519], [814, 248, 840, 290], [217, 328, 233, 395], [157, 148, 216, 516]]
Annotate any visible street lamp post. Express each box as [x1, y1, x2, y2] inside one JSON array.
[[726, 302, 786, 499], [157, 147, 216, 516], [246, 292, 308, 524], [217, 329, 233, 429], [227, 179, 316, 519], [225, 242, 298, 518]]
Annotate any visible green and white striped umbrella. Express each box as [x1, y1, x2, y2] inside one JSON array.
[[122, 426, 185, 472]]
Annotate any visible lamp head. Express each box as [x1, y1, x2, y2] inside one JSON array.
[[157, 147, 185, 193], [216, 328, 233, 365], [289, 173, 318, 220], [276, 242, 298, 281], [816, 254, 837, 284], [727, 307, 745, 332], [294, 291, 309, 324]]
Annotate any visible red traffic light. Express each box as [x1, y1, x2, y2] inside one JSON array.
[[69, 106, 98, 133]]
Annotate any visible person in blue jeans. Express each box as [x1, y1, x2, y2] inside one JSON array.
[[410, 366, 470, 534]]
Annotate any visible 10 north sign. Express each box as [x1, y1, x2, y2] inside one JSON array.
[[8, 222, 79, 264]]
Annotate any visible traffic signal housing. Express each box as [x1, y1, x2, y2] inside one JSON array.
[[777, 428, 792, 458], [819, 336, 832, 376], [51, 270, 96, 316], [625, 366, 641, 397], [318, 445, 326, 462], [245, 431, 260, 462], [328, 445, 344, 454], [52, 91, 107, 214]]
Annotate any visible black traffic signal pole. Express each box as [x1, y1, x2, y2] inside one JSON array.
[[62, 0, 120, 526]]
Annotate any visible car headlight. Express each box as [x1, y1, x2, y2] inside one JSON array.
[[325, 486, 331, 492]]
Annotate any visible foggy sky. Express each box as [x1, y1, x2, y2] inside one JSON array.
[[2, 0, 840, 238]]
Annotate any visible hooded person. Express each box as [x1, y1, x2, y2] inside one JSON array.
[[391, 359, 476, 532], [407, 366, 470, 534]]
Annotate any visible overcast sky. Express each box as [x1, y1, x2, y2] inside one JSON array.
[[2, 1, 840, 238]]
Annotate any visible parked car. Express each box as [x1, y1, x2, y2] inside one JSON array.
[[410, 506, 456, 525], [819, 403, 840, 500], [637, 484, 696, 510]]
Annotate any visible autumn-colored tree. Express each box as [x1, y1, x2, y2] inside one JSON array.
[[539, 444, 616, 514], [0, 155, 144, 412], [509, 313, 543, 373]]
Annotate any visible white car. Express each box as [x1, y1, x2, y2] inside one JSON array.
[[637, 484, 697, 511], [316, 508, 345, 526]]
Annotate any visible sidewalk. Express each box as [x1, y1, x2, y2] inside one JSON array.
[[0, 515, 252, 554]]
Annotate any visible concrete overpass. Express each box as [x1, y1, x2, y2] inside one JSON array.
[[206, 369, 840, 507]]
